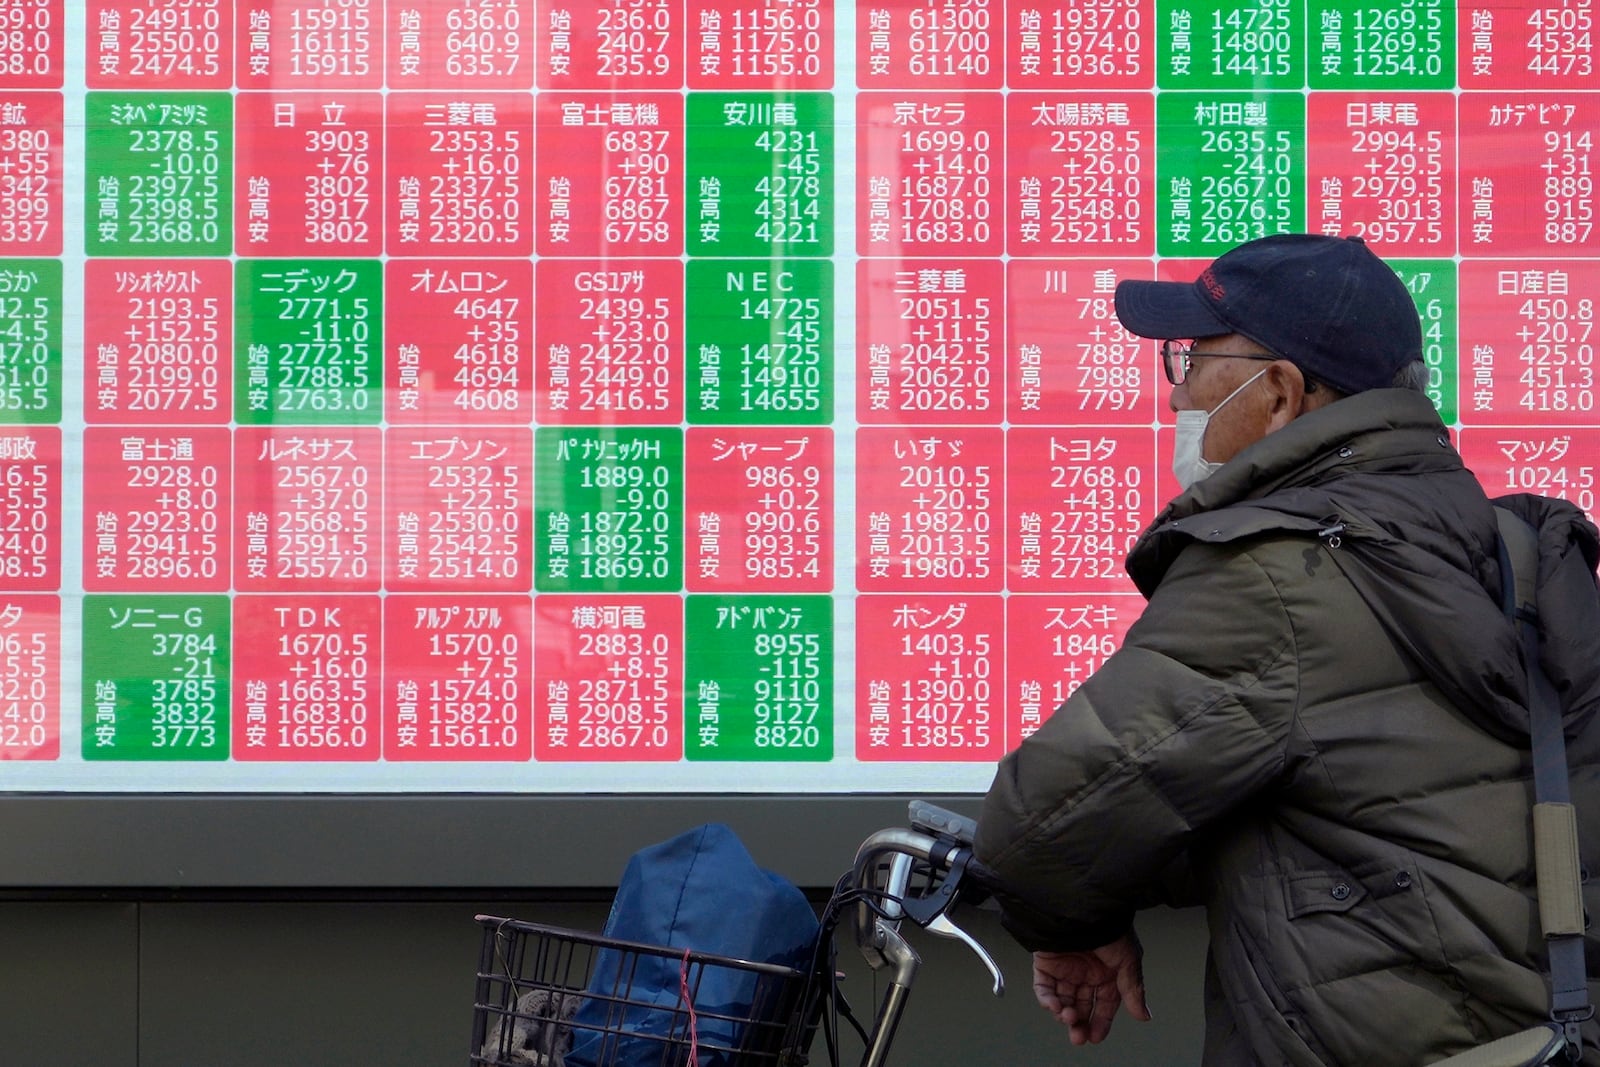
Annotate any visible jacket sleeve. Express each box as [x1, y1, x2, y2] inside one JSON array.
[[974, 542, 1300, 952]]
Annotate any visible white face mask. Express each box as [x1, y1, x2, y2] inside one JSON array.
[[1172, 369, 1268, 489]]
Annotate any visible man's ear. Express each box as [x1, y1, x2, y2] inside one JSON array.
[[1262, 360, 1308, 432]]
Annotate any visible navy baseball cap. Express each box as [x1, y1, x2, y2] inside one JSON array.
[[1114, 234, 1422, 395]]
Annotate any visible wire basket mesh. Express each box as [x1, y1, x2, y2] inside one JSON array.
[[473, 915, 817, 1067]]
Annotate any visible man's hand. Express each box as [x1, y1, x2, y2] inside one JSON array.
[[1031, 931, 1152, 1046]]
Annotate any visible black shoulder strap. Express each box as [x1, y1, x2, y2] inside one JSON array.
[[1495, 507, 1593, 1062]]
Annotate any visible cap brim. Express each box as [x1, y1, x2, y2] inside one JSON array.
[[1113, 279, 1231, 340]]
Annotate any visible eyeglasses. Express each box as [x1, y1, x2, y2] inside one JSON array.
[[1160, 339, 1281, 386]]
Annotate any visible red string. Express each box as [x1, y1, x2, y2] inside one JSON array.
[[679, 948, 699, 1063]]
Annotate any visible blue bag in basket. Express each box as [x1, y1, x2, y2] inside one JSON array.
[[564, 823, 819, 1067]]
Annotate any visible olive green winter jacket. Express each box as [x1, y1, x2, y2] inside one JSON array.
[[976, 388, 1600, 1065]]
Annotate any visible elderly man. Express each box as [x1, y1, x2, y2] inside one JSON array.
[[975, 234, 1600, 1065]]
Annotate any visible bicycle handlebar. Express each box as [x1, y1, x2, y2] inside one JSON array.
[[828, 803, 1002, 1067], [850, 828, 938, 971], [846, 807, 1003, 996]]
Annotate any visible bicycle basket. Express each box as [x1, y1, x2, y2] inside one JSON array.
[[473, 915, 817, 1067]]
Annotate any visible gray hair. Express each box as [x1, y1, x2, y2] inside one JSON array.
[[1390, 359, 1429, 392], [1306, 359, 1427, 401]]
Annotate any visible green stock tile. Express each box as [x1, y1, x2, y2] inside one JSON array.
[[82, 594, 230, 760], [685, 258, 833, 425], [684, 594, 833, 762], [0, 260, 60, 423]]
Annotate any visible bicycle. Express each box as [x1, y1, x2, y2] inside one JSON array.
[[470, 800, 1004, 1067]]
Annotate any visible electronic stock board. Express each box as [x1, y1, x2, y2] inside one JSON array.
[[0, 0, 1595, 801]]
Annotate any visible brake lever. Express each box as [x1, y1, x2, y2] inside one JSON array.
[[895, 847, 1005, 996], [898, 845, 970, 927], [924, 911, 1004, 996]]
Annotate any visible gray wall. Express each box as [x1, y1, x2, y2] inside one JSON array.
[[0, 796, 1209, 1064], [0, 896, 1209, 1066]]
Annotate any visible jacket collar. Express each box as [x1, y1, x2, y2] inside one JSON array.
[[1163, 389, 1454, 521], [1129, 390, 1460, 596]]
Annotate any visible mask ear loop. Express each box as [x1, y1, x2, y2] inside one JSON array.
[[1206, 366, 1271, 418], [1178, 367, 1273, 488]]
